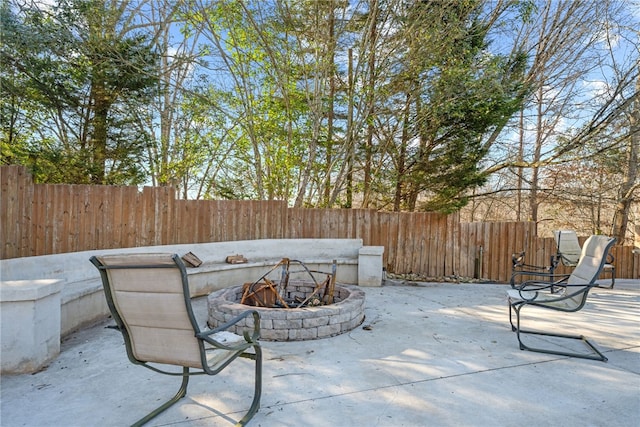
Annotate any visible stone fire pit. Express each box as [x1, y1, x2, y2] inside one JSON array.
[[207, 281, 366, 341]]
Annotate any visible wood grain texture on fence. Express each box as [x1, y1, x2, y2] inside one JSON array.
[[0, 166, 32, 258], [1, 165, 638, 281]]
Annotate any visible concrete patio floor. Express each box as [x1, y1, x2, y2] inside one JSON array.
[[2, 280, 639, 427]]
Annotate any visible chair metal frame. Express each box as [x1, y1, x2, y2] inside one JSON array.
[[507, 235, 616, 362], [90, 254, 262, 427], [510, 250, 561, 289], [554, 230, 616, 288], [510, 230, 615, 289]]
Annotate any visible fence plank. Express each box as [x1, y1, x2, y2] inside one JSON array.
[[57, 185, 70, 253], [445, 212, 458, 277], [0, 167, 16, 257], [416, 214, 427, 276]]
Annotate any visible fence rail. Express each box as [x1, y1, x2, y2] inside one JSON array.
[[2, 165, 638, 281]]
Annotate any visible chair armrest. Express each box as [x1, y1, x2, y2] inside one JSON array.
[[510, 269, 568, 288], [512, 251, 526, 268], [511, 251, 558, 271], [516, 279, 558, 295], [516, 280, 598, 304], [512, 252, 548, 271], [199, 310, 261, 345]]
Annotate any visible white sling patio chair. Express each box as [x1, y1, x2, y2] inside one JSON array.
[[507, 235, 616, 361], [554, 230, 615, 288], [90, 253, 262, 426]]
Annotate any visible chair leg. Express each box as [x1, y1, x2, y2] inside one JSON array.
[[236, 345, 263, 426], [132, 367, 190, 427], [598, 268, 615, 289], [508, 300, 517, 332], [510, 302, 608, 362]]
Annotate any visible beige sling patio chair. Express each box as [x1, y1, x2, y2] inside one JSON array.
[[507, 235, 616, 362], [554, 230, 615, 288], [90, 253, 262, 427]]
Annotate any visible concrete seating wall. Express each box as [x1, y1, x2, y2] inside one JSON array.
[[0, 238, 383, 374]]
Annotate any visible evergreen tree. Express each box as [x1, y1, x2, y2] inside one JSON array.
[[1, 0, 158, 184]]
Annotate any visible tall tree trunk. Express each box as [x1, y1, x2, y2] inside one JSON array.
[[345, 48, 355, 208], [394, 92, 411, 212], [158, 17, 172, 187], [361, 0, 378, 208], [611, 71, 640, 244], [89, 79, 110, 184], [516, 108, 525, 221], [323, 4, 336, 207], [529, 86, 545, 222]]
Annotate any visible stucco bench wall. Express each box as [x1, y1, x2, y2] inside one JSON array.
[[184, 239, 366, 294], [1, 239, 383, 374]]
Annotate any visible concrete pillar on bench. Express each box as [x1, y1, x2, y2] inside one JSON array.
[[1, 280, 62, 374], [358, 246, 384, 287]]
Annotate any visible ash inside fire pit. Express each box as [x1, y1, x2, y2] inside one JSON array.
[[207, 259, 366, 341]]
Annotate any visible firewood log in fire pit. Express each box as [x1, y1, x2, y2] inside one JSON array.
[[240, 258, 337, 308]]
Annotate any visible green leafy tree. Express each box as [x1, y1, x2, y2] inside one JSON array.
[[188, 0, 315, 201], [372, 0, 528, 212], [1, 0, 158, 184]]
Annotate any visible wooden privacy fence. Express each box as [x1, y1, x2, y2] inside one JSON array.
[[2, 165, 638, 281]]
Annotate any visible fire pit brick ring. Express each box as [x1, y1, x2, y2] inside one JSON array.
[[207, 282, 366, 341]]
